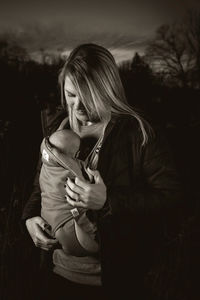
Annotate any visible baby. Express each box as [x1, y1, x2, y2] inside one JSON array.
[[39, 129, 99, 256]]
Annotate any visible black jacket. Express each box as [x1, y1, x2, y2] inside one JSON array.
[[22, 112, 183, 297]]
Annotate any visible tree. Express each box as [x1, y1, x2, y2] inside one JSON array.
[[146, 23, 193, 87], [119, 52, 155, 112], [130, 52, 154, 86], [0, 36, 29, 65], [146, 9, 200, 89], [183, 9, 200, 88]]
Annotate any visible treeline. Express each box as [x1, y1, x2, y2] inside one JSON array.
[[0, 38, 64, 121]]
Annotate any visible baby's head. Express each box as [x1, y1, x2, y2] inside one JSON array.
[[49, 129, 80, 158]]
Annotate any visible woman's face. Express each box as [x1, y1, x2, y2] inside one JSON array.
[[64, 76, 89, 124]]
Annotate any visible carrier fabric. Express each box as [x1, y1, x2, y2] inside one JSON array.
[[39, 138, 95, 236]]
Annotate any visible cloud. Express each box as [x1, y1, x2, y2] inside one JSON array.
[[0, 0, 189, 37], [0, 20, 149, 54], [1, 0, 199, 62]]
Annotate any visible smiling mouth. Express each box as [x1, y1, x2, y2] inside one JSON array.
[[75, 110, 87, 115]]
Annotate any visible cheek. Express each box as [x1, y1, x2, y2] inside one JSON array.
[[65, 96, 73, 107]]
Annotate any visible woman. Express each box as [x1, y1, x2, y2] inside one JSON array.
[[22, 44, 182, 299]]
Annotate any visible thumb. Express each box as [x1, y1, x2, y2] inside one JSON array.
[[87, 167, 103, 184], [85, 167, 94, 182]]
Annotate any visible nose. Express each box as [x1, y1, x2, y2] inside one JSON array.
[[74, 98, 85, 111]]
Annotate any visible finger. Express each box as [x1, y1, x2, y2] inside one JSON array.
[[84, 167, 94, 182], [87, 168, 103, 184], [35, 238, 57, 249], [43, 238, 58, 246], [86, 167, 95, 176], [35, 216, 47, 227], [75, 177, 91, 190], [35, 225, 57, 244], [36, 217, 50, 231], [66, 196, 87, 208], [65, 185, 79, 201], [40, 247, 51, 251], [95, 172, 104, 184], [35, 241, 53, 250], [66, 178, 83, 193]]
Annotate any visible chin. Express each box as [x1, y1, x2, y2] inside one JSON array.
[[76, 114, 89, 122]]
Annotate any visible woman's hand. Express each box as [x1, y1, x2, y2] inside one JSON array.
[[65, 168, 107, 210], [25, 216, 58, 251]]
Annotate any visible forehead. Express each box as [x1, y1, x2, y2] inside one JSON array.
[[64, 76, 76, 92]]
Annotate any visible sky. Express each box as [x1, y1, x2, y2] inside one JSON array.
[[0, 0, 200, 62]]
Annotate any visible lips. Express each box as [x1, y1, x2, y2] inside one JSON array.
[[75, 110, 87, 115]]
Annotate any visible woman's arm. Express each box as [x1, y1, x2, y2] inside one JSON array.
[[98, 127, 184, 247], [22, 156, 58, 250], [22, 156, 42, 221], [107, 130, 183, 216]]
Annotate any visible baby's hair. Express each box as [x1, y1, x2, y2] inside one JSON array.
[[49, 129, 80, 157]]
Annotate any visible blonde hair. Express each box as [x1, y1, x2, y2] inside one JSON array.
[[59, 43, 151, 145]]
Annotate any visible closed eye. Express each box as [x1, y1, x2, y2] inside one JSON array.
[[65, 90, 76, 97]]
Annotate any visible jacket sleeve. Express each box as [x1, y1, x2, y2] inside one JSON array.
[[97, 123, 184, 286], [21, 155, 42, 221], [99, 126, 183, 236]]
